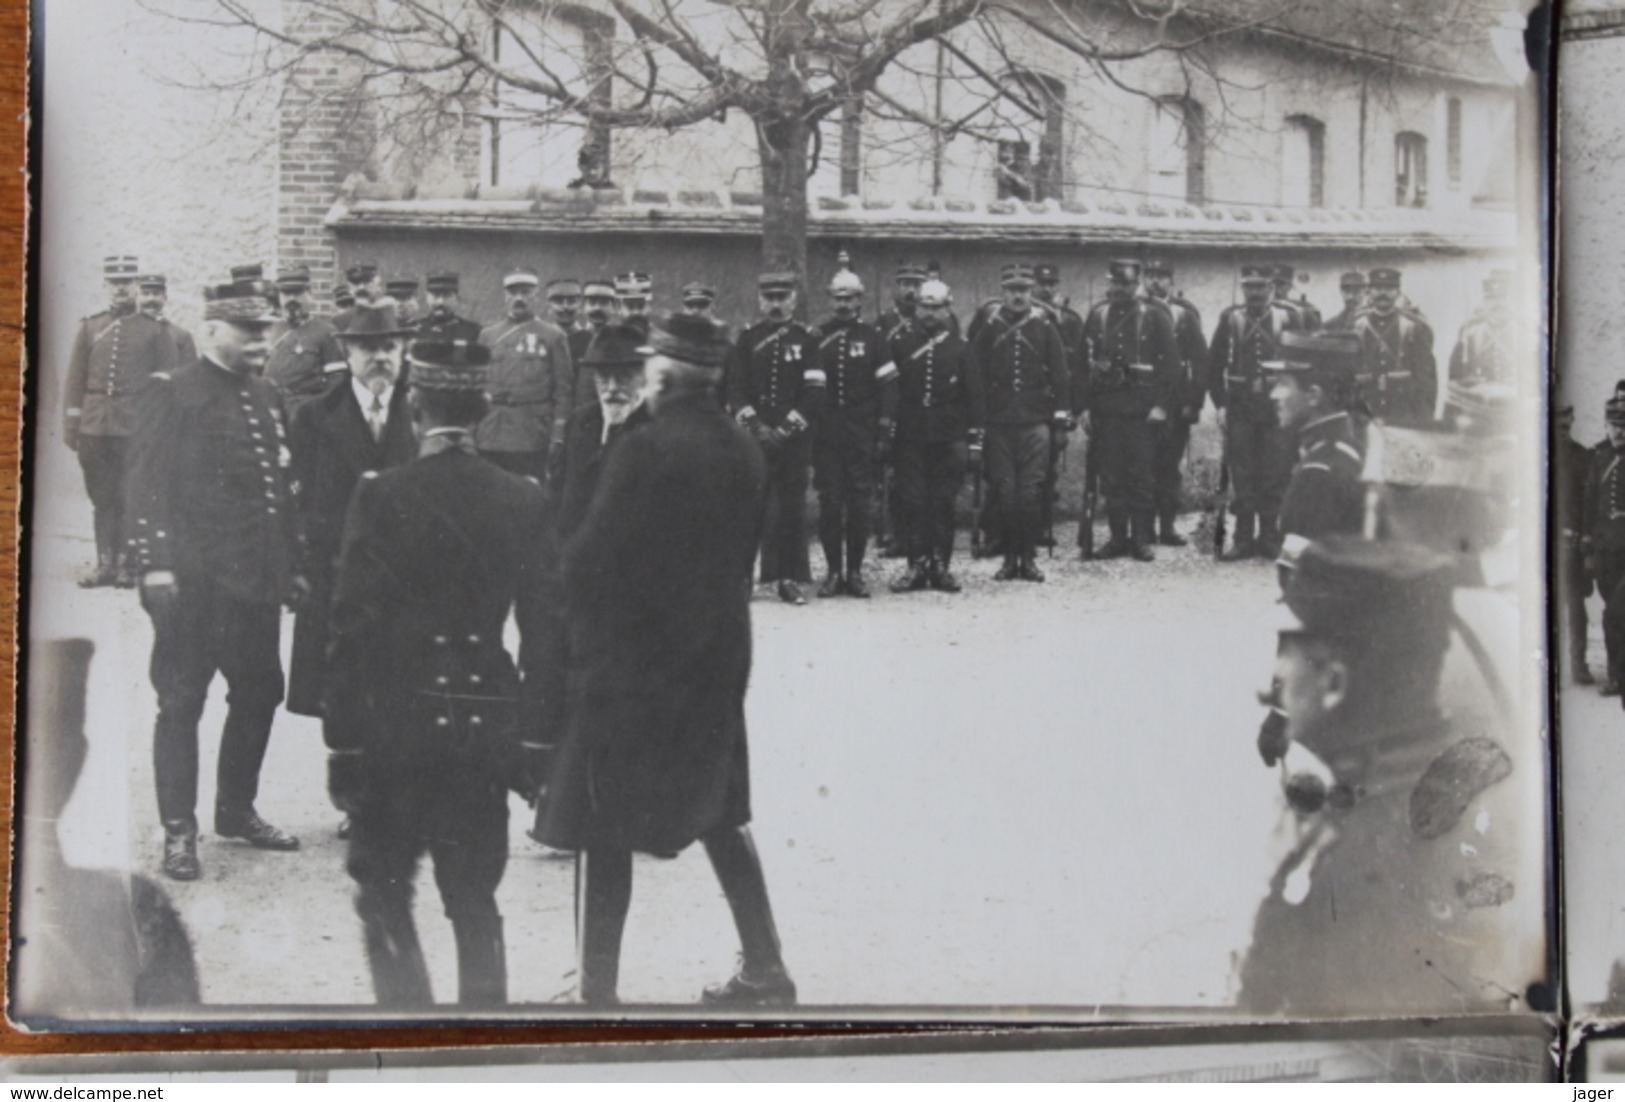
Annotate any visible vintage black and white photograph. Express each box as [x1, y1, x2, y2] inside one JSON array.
[[14, 0, 1548, 1024]]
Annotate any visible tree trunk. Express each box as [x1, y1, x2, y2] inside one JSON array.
[[756, 113, 812, 296]]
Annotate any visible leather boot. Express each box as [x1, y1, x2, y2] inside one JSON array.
[[1097, 512, 1133, 559], [930, 556, 962, 593], [356, 887, 433, 1007], [818, 511, 843, 592], [701, 826, 796, 1007], [891, 558, 930, 593], [1257, 512, 1283, 560], [452, 914, 508, 1008], [1158, 510, 1187, 547], [844, 534, 870, 597], [577, 849, 632, 1006], [1130, 512, 1156, 562], [161, 820, 201, 882], [1221, 512, 1257, 562]]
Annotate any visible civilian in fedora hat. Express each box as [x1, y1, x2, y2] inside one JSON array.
[[266, 265, 345, 414], [324, 337, 558, 1008], [476, 267, 576, 484], [285, 302, 418, 723], [125, 271, 307, 881], [554, 323, 654, 543], [540, 313, 795, 1008]]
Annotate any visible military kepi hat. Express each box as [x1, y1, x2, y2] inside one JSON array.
[[1368, 267, 1403, 289], [1262, 329, 1361, 379], [547, 278, 583, 298], [204, 269, 279, 326], [345, 263, 378, 285], [1108, 258, 1142, 282], [1033, 263, 1061, 284], [681, 280, 717, 304], [1339, 271, 1368, 290], [103, 255, 140, 280], [1144, 258, 1172, 277], [425, 271, 460, 295], [1606, 379, 1625, 424], [894, 260, 928, 281], [333, 283, 355, 309], [615, 272, 652, 298], [1278, 535, 1455, 647], [275, 265, 312, 291], [337, 303, 412, 339], [385, 278, 419, 299], [581, 323, 648, 372], [1239, 264, 1271, 283], [757, 272, 796, 294], [999, 263, 1035, 288], [409, 339, 490, 392], [503, 267, 540, 290], [648, 312, 728, 367], [136, 273, 168, 290]]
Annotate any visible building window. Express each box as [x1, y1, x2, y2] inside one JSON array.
[[1395, 131, 1428, 208], [1447, 97, 1463, 187], [994, 71, 1065, 201], [1282, 115, 1325, 207], [486, 5, 614, 189], [1150, 95, 1205, 205]]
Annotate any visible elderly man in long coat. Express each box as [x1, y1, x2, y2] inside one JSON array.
[[539, 312, 795, 1009]]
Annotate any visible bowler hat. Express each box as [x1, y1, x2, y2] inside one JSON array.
[[337, 303, 412, 340]]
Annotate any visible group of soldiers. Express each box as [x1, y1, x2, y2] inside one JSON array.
[[57, 244, 1522, 1014]]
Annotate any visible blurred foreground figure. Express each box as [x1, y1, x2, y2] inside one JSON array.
[[14, 639, 199, 1017], [540, 314, 795, 1008]]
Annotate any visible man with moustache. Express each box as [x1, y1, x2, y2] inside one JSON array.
[[1322, 272, 1368, 332], [888, 278, 983, 593], [416, 271, 483, 343], [681, 281, 721, 325], [125, 268, 308, 881], [63, 255, 181, 588], [1352, 268, 1437, 429], [1210, 264, 1300, 561], [384, 279, 421, 329], [1077, 258, 1178, 562], [555, 324, 655, 542], [1142, 259, 1208, 546], [568, 279, 621, 410], [135, 273, 197, 365], [810, 269, 898, 598], [475, 267, 574, 483], [727, 273, 820, 604], [972, 263, 1069, 582], [265, 265, 345, 413], [285, 302, 418, 720], [547, 278, 583, 334], [615, 272, 653, 339], [1265, 329, 1365, 552]]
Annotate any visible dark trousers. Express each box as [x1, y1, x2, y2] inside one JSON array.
[[758, 434, 812, 584], [1096, 413, 1156, 515], [78, 433, 129, 563], [145, 574, 284, 828], [895, 438, 966, 563], [347, 766, 509, 1006], [479, 449, 548, 483], [1224, 416, 1290, 518], [1562, 547, 1592, 676], [1154, 418, 1191, 519], [814, 412, 878, 576], [986, 424, 1048, 557], [1597, 551, 1625, 686]]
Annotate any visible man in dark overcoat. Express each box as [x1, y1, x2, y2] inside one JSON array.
[[554, 323, 654, 544], [323, 338, 558, 1008], [124, 270, 307, 881], [539, 313, 795, 1008], [1143, 258, 1209, 546], [285, 303, 418, 718]]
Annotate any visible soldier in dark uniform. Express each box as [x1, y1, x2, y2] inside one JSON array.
[[539, 313, 795, 1008], [727, 272, 820, 604], [265, 265, 345, 412], [63, 255, 181, 588], [1449, 269, 1514, 386], [972, 262, 1070, 582], [124, 270, 306, 881], [1266, 329, 1365, 555], [1032, 262, 1085, 549], [1272, 263, 1321, 331], [285, 303, 418, 719], [333, 263, 379, 333], [416, 270, 483, 343], [135, 273, 197, 365], [1238, 535, 1521, 1016], [1077, 258, 1177, 562], [383, 278, 421, 328], [324, 338, 557, 1008], [614, 271, 652, 339], [811, 269, 898, 598], [555, 324, 655, 543], [1585, 387, 1625, 696], [888, 278, 983, 594], [1210, 263, 1299, 561], [1322, 271, 1368, 332], [546, 278, 582, 334], [332, 282, 356, 318], [875, 260, 926, 342], [1353, 267, 1437, 428], [1560, 403, 1595, 685], [567, 278, 621, 411], [475, 267, 574, 483], [1143, 258, 1209, 546], [681, 280, 720, 323]]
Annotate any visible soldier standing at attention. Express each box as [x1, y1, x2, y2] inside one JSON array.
[[265, 265, 345, 412], [1077, 258, 1177, 562], [416, 271, 483, 343], [1265, 330, 1365, 552], [615, 272, 653, 338], [384, 278, 421, 329], [1143, 259, 1208, 546], [63, 255, 180, 589], [1033, 262, 1085, 550], [324, 338, 557, 1008], [1272, 263, 1321, 331], [135, 273, 197, 365], [1353, 267, 1437, 428], [539, 314, 795, 1008], [681, 281, 721, 325], [1210, 264, 1299, 561], [1449, 269, 1514, 386], [810, 269, 897, 598], [1585, 385, 1625, 696], [124, 269, 308, 881], [972, 263, 1069, 582], [547, 278, 583, 334], [728, 273, 820, 604], [476, 267, 574, 483], [1323, 272, 1368, 332], [888, 278, 983, 594], [568, 279, 621, 409]]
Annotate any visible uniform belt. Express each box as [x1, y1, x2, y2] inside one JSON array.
[[489, 393, 550, 407]]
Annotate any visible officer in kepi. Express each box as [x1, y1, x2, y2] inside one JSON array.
[[416, 271, 483, 343], [615, 271, 653, 338], [62, 254, 181, 588], [1353, 267, 1437, 429], [1585, 383, 1625, 697], [1323, 271, 1368, 332], [124, 267, 307, 881], [1238, 535, 1522, 1016], [476, 266, 575, 483], [265, 265, 345, 412], [1266, 329, 1366, 553], [135, 272, 198, 364], [324, 337, 558, 1008]]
